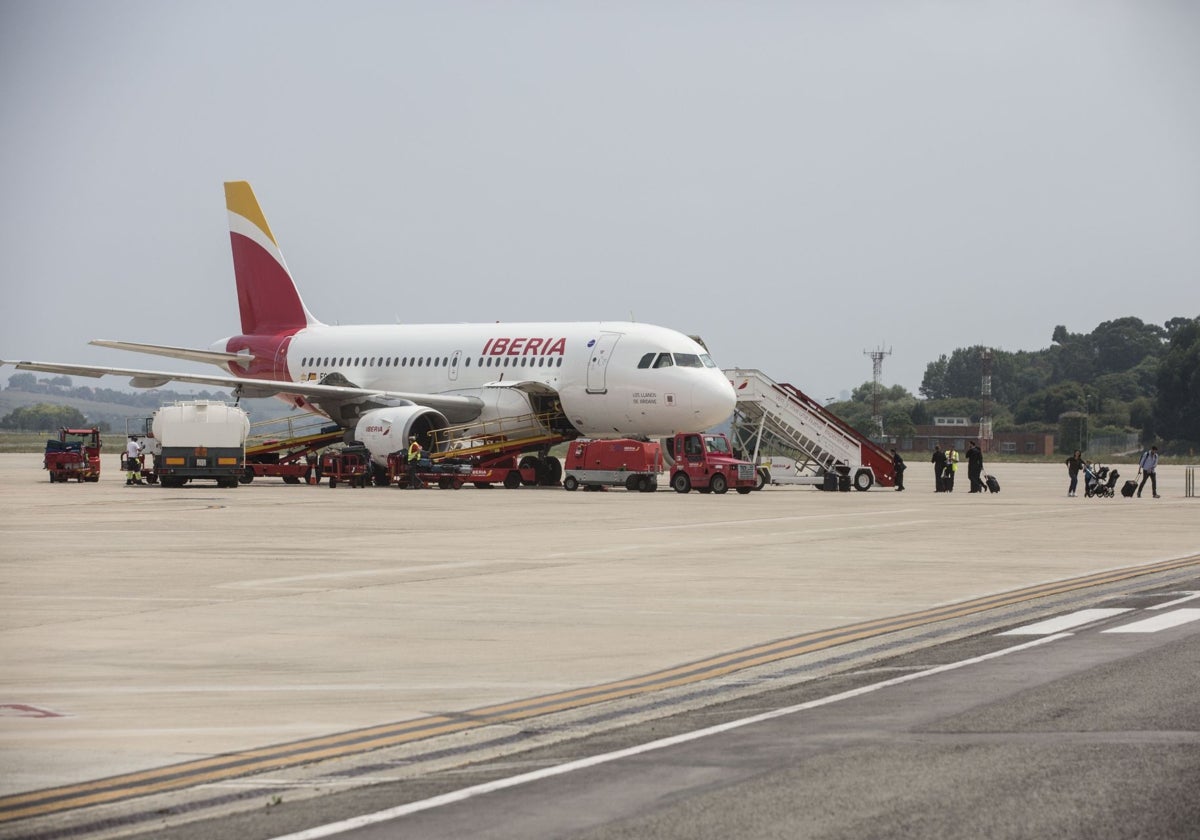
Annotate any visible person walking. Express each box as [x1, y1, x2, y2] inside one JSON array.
[[1137, 445, 1160, 498], [932, 445, 946, 492], [1065, 450, 1085, 497], [124, 436, 144, 486], [966, 441, 984, 493], [943, 445, 959, 493], [890, 448, 906, 491]]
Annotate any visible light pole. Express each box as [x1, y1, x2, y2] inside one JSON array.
[[1083, 393, 1090, 453]]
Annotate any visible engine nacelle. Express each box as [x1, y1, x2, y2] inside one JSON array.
[[355, 405, 450, 467]]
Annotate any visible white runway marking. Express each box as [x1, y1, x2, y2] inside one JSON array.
[[1149, 591, 1200, 610], [1102, 608, 1200, 634], [998, 608, 1132, 636], [264, 634, 1070, 840]]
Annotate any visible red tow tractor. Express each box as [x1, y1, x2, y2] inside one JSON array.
[[43, 427, 102, 483], [668, 431, 758, 495]]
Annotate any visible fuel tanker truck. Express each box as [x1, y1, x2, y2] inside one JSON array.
[[151, 401, 250, 488]]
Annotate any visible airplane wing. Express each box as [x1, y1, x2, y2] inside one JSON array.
[[89, 339, 253, 367], [0, 359, 484, 423]]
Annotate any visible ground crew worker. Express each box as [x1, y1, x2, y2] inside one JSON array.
[[125, 436, 144, 486], [407, 435, 423, 488], [943, 445, 959, 492]]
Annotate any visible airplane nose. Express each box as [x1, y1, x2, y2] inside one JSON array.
[[692, 372, 736, 429]]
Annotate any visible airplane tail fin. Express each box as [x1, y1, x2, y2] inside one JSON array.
[[224, 181, 323, 335]]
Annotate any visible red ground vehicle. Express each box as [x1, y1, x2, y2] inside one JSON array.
[[242, 422, 345, 485], [386, 453, 471, 489], [667, 432, 757, 495], [320, 447, 372, 488], [562, 438, 662, 492], [43, 427, 102, 483]]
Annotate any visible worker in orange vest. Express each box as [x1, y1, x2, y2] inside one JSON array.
[[406, 436, 423, 489]]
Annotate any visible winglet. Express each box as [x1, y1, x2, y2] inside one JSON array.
[[225, 181, 323, 335]]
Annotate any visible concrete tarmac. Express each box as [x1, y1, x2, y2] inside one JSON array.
[[1, 454, 1197, 811]]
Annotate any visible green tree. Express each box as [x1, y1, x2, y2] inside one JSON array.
[[1014, 382, 1087, 426], [6, 372, 38, 391], [1153, 317, 1200, 448], [1090, 317, 1165, 374], [0, 403, 88, 431], [919, 355, 949, 399]]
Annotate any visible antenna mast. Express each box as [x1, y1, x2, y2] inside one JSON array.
[[864, 344, 892, 438], [979, 348, 994, 452]]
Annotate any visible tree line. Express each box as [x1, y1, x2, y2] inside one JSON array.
[[0, 373, 238, 433], [827, 315, 1199, 454]]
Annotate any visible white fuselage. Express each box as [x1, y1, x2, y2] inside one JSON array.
[[275, 321, 735, 437]]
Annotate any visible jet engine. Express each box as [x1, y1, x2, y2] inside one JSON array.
[[354, 405, 450, 467]]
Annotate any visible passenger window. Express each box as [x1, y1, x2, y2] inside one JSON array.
[[653, 353, 674, 368], [638, 353, 655, 369]]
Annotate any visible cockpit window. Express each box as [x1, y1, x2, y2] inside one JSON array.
[[673, 353, 703, 368], [637, 353, 655, 369], [653, 353, 674, 368], [700, 354, 717, 368]]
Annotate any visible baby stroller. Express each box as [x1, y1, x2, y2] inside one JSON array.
[[1084, 463, 1120, 498]]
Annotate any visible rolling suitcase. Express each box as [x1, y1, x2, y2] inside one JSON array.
[[985, 474, 1000, 493], [1121, 479, 1137, 498]]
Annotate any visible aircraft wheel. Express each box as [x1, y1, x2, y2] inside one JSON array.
[[542, 456, 562, 485], [671, 472, 691, 494], [563, 475, 579, 491], [710, 473, 728, 495]]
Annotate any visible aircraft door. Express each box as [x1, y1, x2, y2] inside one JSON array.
[[586, 333, 621, 394], [449, 350, 461, 381], [273, 335, 293, 380]]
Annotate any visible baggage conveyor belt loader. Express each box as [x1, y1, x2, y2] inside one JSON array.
[[724, 368, 896, 491]]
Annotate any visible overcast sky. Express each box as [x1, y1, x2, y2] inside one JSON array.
[[2, 1, 1197, 402]]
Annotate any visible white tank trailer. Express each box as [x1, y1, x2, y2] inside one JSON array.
[[151, 401, 250, 488]]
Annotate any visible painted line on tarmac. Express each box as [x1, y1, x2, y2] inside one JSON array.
[[2, 552, 1198, 824], [265, 633, 1073, 840]]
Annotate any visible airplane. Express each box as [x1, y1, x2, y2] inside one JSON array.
[[3, 182, 736, 478]]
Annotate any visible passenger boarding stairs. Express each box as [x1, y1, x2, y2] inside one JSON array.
[[724, 369, 895, 489]]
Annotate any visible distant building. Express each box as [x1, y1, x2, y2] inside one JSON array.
[[903, 418, 1055, 456]]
